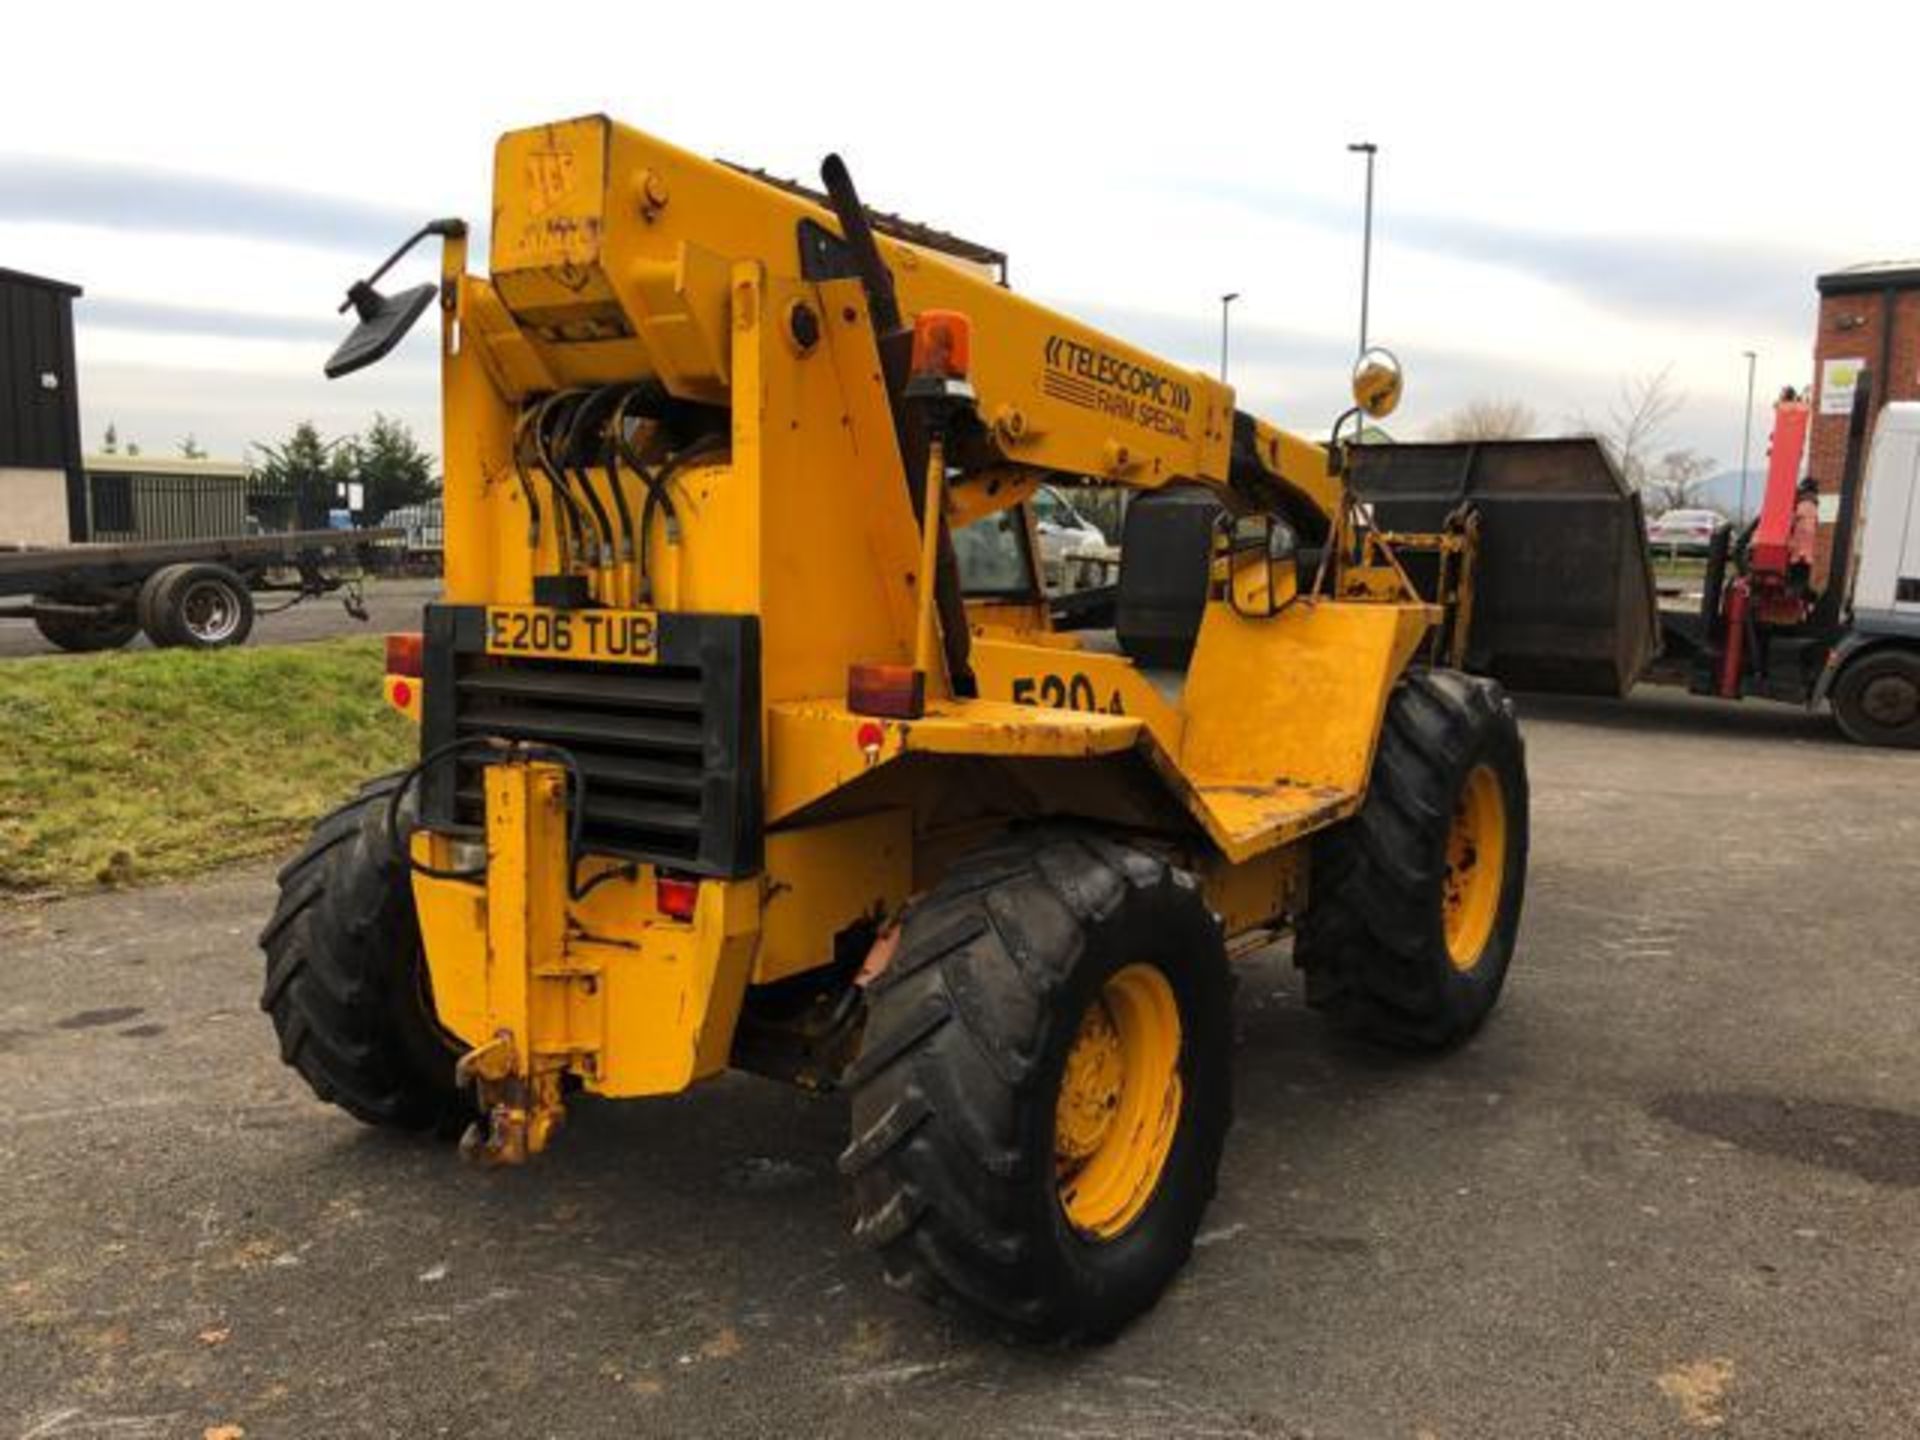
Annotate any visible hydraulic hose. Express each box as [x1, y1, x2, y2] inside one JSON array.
[[636, 433, 728, 603], [538, 389, 615, 566], [560, 386, 630, 564], [506, 405, 545, 551], [517, 398, 589, 569]]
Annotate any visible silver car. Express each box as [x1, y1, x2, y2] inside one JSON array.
[[1646, 507, 1723, 556]]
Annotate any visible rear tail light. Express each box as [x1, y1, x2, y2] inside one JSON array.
[[386, 630, 425, 678], [848, 662, 926, 719], [656, 874, 699, 921]]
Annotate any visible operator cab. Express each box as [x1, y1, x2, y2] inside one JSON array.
[[956, 348, 1407, 682]]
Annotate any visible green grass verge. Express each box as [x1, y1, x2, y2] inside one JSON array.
[[1651, 555, 1709, 583], [0, 637, 415, 897]]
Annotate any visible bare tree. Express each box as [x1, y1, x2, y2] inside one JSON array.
[[1645, 448, 1718, 513], [1428, 398, 1540, 442], [1576, 367, 1683, 492]]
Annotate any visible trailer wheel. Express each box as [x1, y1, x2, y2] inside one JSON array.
[[258, 773, 472, 1134], [143, 562, 254, 649], [1831, 648, 1920, 749], [841, 828, 1231, 1342], [135, 568, 181, 647], [31, 604, 139, 653], [1297, 668, 1529, 1050]]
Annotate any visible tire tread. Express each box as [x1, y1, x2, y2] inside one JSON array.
[[1297, 669, 1528, 1049], [845, 826, 1230, 1341], [257, 773, 470, 1134]]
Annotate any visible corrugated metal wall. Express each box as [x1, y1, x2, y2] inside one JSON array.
[[85, 469, 251, 542], [0, 270, 82, 468], [0, 268, 85, 538]]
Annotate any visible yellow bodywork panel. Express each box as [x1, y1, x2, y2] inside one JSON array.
[[1200, 846, 1303, 937], [1179, 600, 1434, 787], [969, 636, 1184, 753], [757, 810, 912, 984], [1176, 599, 1434, 860], [1240, 417, 1344, 523], [766, 696, 1144, 824], [381, 673, 421, 722], [967, 601, 1431, 861], [965, 599, 1056, 636], [412, 763, 761, 1125]]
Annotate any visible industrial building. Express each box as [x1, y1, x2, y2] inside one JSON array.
[[1811, 261, 1920, 581], [0, 267, 86, 547]]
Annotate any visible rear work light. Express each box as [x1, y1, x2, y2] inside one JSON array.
[[386, 630, 425, 677], [909, 309, 972, 384], [905, 309, 975, 404]]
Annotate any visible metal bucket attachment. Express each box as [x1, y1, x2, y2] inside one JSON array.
[[1349, 438, 1659, 697]]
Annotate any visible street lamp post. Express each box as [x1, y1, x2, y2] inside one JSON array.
[[1219, 291, 1239, 383], [1347, 141, 1378, 355], [1739, 350, 1758, 524]]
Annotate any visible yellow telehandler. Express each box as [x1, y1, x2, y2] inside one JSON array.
[[261, 115, 1527, 1341]]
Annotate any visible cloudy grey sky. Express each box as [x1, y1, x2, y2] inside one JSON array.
[[2, 1, 1912, 472]]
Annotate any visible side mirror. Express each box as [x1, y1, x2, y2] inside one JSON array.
[[323, 218, 467, 380], [325, 281, 438, 379], [1350, 346, 1404, 420]]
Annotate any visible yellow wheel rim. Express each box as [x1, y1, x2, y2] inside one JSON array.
[[1055, 963, 1183, 1240], [1443, 763, 1507, 972]]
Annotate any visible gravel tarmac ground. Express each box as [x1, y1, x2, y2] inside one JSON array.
[[3, 688, 1918, 1438]]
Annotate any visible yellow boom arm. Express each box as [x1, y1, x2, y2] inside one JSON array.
[[465, 115, 1341, 528]]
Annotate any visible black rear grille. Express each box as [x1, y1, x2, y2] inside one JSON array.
[[452, 657, 708, 861], [420, 606, 761, 876]]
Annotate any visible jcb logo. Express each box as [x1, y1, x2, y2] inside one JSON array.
[[524, 150, 577, 215]]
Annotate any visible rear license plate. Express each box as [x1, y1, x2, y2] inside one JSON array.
[[483, 606, 659, 664]]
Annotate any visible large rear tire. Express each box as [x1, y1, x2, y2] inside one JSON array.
[[841, 829, 1232, 1342], [1297, 668, 1528, 1049], [258, 774, 471, 1133]]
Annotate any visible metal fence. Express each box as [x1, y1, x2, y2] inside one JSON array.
[[377, 498, 444, 553], [79, 471, 442, 575], [242, 477, 335, 535], [82, 471, 339, 542], [86, 471, 247, 541]]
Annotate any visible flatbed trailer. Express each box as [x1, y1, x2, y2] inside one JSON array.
[[0, 528, 397, 652]]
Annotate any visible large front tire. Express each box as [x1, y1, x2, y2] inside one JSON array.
[[1297, 668, 1528, 1049], [841, 829, 1232, 1342], [258, 774, 471, 1133]]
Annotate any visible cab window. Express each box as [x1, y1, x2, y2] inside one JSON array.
[[954, 507, 1037, 598]]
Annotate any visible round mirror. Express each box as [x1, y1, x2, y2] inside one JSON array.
[[1350, 347, 1404, 420]]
